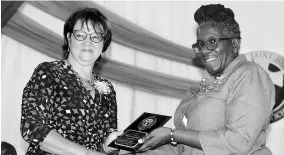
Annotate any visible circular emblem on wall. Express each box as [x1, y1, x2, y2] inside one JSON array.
[[245, 51, 284, 123], [138, 116, 157, 131]]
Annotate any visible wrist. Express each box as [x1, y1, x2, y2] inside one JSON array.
[[85, 149, 105, 155], [170, 126, 177, 146], [81, 147, 90, 155], [102, 143, 118, 155], [102, 143, 109, 154]]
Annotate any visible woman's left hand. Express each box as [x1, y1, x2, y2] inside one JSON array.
[[103, 130, 124, 154], [137, 127, 171, 152]]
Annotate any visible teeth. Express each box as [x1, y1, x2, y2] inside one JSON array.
[[205, 58, 215, 62]]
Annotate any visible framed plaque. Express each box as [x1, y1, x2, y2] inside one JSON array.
[[108, 112, 172, 152]]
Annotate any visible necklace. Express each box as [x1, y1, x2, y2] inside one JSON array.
[[64, 60, 96, 92], [73, 70, 96, 92], [198, 73, 227, 93]]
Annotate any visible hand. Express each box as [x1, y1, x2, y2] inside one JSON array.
[[103, 130, 124, 154], [85, 149, 107, 155], [137, 127, 171, 152]]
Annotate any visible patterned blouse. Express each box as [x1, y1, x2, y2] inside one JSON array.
[[20, 60, 117, 155]]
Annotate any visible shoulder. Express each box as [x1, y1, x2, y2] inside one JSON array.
[[226, 58, 275, 116], [25, 61, 63, 88], [95, 76, 114, 86], [228, 59, 274, 94], [32, 60, 65, 80], [232, 59, 269, 80], [95, 75, 116, 93], [34, 60, 63, 72]]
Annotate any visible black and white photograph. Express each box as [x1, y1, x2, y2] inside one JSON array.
[[1, 1, 284, 155]]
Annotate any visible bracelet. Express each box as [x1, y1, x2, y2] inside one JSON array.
[[170, 126, 177, 146]]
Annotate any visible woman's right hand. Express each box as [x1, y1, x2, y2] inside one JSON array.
[[103, 130, 124, 154], [85, 149, 107, 155]]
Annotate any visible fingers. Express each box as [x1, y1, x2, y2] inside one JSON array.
[[137, 134, 150, 146], [119, 150, 133, 155], [111, 130, 124, 137], [106, 130, 123, 143], [103, 143, 119, 154], [137, 135, 152, 152], [138, 139, 145, 144], [139, 133, 151, 142], [137, 143, 150, 152], [116, 130, 124, 136], [106, 146, 119, 151]]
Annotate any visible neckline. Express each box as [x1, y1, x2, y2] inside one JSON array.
[[197, 54, 246, 93], [61, 60, 98, 97], [61, 60, 96, 80]]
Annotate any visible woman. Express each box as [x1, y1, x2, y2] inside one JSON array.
[[136, 4, 275, 155], [20, 8, 122, 155], [1, 141, 17, 155]]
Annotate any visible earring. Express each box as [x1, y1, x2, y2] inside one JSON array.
[[234, 48, 238, 53], [68, 46, 70, 52]]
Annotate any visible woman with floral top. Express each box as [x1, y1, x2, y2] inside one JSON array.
[[135, 4, 275, 155], [20, 8, 122, 155]]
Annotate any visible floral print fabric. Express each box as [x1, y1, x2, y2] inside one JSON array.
[[20, 60, 117, 155]]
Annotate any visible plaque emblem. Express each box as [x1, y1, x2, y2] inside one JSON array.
[[138, 116, 157, 131], [108, 112, 171, 152]]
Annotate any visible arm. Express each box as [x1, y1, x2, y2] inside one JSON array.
[[199, 65, 275, 155], [20, 63, 104, 155], [100, 81, 120, 154], [106, 81, 118, 134], [172, 129, 201, 149], [41, 130, 105, 155], [138, 127, 201, 152], [21, 63, 53, 147], [138, 65, 274, 154]]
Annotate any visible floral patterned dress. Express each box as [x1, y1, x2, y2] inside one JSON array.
[[20, 60, 117, 155]]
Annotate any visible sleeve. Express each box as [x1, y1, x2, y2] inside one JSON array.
[[99, 80, 118, 150], [199, 65, 275, 155], [20, 62, 54, 146], [105, 80, 118, 132]]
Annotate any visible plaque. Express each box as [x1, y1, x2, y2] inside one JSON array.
[[108, 112, 171, 152]]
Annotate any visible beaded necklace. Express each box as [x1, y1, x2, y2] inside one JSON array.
[[198, 73, 227, 93]]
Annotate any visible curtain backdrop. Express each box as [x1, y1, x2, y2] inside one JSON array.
[[1, 1, 284, 155]]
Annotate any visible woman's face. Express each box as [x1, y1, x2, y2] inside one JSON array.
[[196, 24, 236, 76], [67, 20, 104, 66]]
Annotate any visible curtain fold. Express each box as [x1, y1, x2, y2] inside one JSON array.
[[1, 1, 24, 27], [28, 1, 203, 67]]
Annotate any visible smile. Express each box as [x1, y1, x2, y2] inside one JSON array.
[[82, 49, 94, 52], [205, 57, 216, 62]]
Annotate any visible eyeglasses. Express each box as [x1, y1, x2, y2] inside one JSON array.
[[192, 37, 235, 54], [72, 30, 104, 43]]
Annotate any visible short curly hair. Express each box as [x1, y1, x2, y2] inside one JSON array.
[[194, 4, 241, 39]]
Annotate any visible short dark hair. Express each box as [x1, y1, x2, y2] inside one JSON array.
[[62, 8, 112, 59], [194, 4, 241, 39], [1, 141, 17, 155]]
